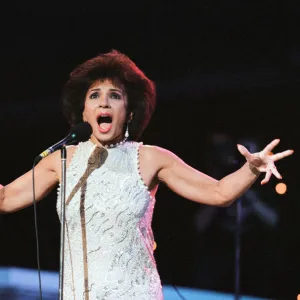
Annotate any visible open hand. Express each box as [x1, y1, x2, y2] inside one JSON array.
[[237, 139, 294, 185]]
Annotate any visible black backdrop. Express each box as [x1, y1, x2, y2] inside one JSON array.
[[0, 1, 299, 299]]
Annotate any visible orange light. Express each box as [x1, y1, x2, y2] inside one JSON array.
[[275, 182, 287, 195], [153, 241, 157, 250]]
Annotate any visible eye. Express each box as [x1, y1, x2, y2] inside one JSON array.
[[110, 92, 122, 100], [90, 92, 99, 99]]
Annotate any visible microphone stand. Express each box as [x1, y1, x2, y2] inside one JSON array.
[[59, 146, 67, 300], [234, 198, 242, 300]]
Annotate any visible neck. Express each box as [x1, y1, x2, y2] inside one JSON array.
[[90, 135, 127, 148]]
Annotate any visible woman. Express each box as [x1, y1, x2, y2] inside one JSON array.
[[0, 50, 293, 299]]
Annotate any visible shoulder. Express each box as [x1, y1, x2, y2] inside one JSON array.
[[136, 144, 178, 187], [139, 144, 178, 169], [38, 145, 78, 170]]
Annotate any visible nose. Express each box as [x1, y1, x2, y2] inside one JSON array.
[[98, 94, 111, 108]]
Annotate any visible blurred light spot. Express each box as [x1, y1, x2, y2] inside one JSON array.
[[275, 182, 287, 194], [153, 241, 157, 250]]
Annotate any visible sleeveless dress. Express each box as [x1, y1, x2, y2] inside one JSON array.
[[56, 140, 163, 300]]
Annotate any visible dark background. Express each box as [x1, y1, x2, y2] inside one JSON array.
[[0, 1, 299, 299]]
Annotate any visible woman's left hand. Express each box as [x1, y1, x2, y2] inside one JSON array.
[[237, 139, 294, 185]]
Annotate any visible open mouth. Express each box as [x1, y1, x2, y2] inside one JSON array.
[[97, 113, 113, 133]]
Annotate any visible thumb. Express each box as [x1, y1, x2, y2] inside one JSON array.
[[237, 144, 251, 159]]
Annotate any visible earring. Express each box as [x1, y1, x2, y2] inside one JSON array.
[[125, 123, 129, 139]]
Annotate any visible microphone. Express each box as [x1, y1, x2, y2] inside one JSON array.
[[36, 122, 92, 162]]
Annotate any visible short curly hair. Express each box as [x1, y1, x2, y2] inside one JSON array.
[[62, 50, 156, 141]]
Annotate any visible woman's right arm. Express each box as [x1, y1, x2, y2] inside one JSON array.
[[0, 151, 60, 213]]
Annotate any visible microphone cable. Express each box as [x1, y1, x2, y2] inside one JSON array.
[[28, 123, 92, 300], [32, 157, 43, 300], [173, 285, 187, 299]]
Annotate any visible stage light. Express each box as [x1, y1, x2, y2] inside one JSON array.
[[153, 241, 157, 250], [275, 182, 287, 195]]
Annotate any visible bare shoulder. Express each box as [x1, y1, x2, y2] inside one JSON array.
[[138, 144, 181, 188], [139, 144, 177, 170], [38, 145, 78, 179], [41, 145, 77, 165]]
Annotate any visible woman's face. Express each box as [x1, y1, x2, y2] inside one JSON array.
[[83, 79, 128, 146]]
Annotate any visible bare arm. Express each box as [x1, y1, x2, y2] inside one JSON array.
[[143, 140, 292, 207], [0, 151, 60, 213], [214, 162, 259, 205], [150, 146, 258, 206]]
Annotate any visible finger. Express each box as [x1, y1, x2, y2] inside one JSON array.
[[271, 165, 282, 179], [272, 149, 294, 161], [237, 144, 252, 159], [262, 139, 280, 156], [261, 170, 272, 185]]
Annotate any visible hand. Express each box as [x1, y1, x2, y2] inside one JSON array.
[[237, 139, 294, 185]]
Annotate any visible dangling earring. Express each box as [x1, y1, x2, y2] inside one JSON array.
[[125, 123, 129, 139]]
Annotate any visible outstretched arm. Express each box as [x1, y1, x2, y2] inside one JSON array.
[[0, 151, 60, 213], [148, 139, 293, 207]]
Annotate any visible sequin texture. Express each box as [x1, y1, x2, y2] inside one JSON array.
[[57, 140, 163, 300]]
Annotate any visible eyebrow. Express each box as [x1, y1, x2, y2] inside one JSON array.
[[89, 88, 123, 94]]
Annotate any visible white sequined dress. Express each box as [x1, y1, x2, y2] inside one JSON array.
[[57, 140, 163, 300]]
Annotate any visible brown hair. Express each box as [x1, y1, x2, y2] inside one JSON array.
[[62, 50, 156, 140]]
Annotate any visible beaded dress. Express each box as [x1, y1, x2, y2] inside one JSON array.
[[57, 140, 163, 300]]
